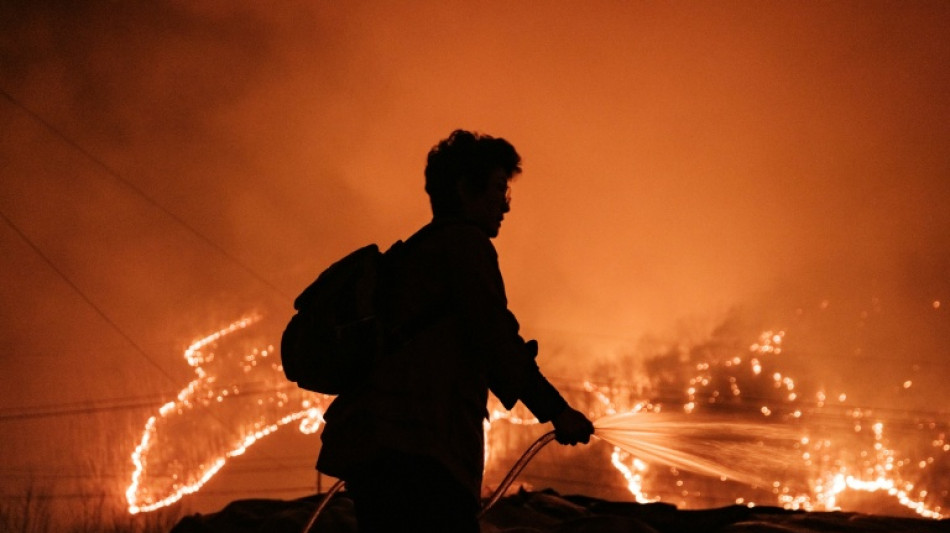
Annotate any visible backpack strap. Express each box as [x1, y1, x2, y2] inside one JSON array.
[[377, 225, 452, 353]]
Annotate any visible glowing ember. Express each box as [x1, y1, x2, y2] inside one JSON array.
[[629, 326, 946, 518]]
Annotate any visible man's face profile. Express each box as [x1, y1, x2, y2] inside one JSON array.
[[458, 168, 512, 238]]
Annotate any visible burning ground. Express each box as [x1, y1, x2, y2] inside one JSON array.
[[155, 306, 950, 532], [123, 304, 948, 522]]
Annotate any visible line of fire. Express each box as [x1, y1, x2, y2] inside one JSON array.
[[125, 312, 947, 519]]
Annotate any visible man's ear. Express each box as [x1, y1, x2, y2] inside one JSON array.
[[455, 177, 474, 203]]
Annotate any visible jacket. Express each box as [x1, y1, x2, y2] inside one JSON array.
[[316, 218, 568, 497]]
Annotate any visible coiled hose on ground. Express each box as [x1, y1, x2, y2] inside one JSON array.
[[301, 431, 557, 533]]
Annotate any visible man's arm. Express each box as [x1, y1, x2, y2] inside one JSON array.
[[446, 225, 593, 441]]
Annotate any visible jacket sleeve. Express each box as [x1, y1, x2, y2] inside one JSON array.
[[446, 225, 568, 423]]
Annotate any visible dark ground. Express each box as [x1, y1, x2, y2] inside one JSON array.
[[170, 488, 950, 533]]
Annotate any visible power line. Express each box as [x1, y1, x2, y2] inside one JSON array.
[[0, 397, 159, 422], [0, 86, 290, 301], [0, 381, 303, 422], [0, 85, 304, 472], [0, 207, 179, 384], [0, 381, 280, 414]]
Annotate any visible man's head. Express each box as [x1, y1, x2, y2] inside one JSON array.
[[425, 129, 521, 237]]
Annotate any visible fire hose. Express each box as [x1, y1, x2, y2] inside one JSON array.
[[301, 412, 803, 531], [478, 431, 557, 518], [300, 478, 344, 533], [301, 431, 557, 533]]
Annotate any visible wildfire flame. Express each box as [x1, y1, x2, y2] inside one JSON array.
[[127, 317, 946, 519], [126, 315, 331, 514]]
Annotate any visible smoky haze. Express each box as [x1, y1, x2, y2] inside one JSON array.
[[1, 0, 948, 516]]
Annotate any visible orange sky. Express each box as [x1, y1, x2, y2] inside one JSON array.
[[1, 0, 948, 515]]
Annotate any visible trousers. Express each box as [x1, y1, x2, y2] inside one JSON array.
[[344, 449, 480, 533]]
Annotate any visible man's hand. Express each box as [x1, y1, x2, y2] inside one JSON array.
[[552, 406, 594, 445]]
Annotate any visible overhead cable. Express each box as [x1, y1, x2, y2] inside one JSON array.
[[0, 86, 290, 301]]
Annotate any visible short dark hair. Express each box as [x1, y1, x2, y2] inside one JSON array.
[[424, 129, 521, 217]]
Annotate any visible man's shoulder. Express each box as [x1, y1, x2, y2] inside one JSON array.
[[421, 219, 491, 244], [415, 219, 497, 260]]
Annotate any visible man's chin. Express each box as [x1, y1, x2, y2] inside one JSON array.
[[475, 220, 502, 238]]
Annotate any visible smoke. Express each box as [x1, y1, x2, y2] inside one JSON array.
[[1, 0, 948, 516]]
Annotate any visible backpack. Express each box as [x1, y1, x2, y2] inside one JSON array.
[[280, 244, 391, 395]]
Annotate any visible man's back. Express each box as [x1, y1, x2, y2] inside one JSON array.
[[320, 219, 545, 495]]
